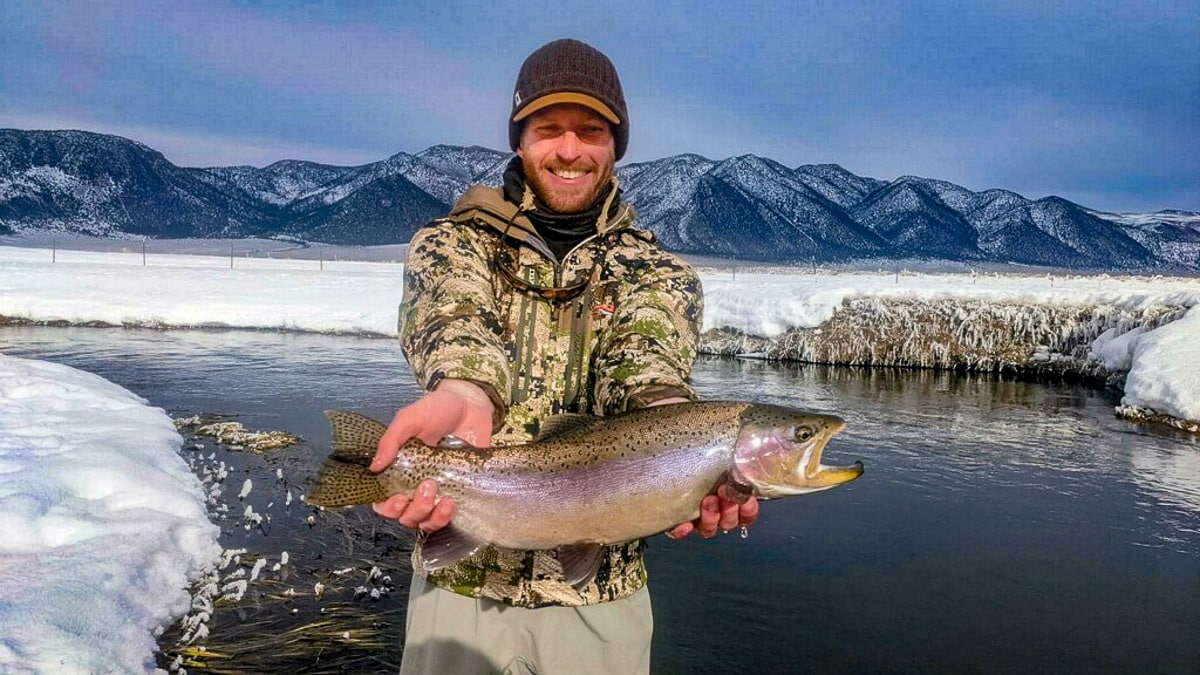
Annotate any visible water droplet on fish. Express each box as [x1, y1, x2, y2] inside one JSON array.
[[740, 526, 749, 539]]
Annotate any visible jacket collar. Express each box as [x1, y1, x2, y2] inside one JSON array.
[[447, 178, 635, 260]]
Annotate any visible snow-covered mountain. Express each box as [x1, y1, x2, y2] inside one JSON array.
[[0, 129, 275, 238], [0, 128, 1194, 270]]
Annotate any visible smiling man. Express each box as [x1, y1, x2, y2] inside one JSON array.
[[372, 39, 757, 674]]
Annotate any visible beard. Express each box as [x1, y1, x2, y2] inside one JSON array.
[[522, 157, 614, 214]]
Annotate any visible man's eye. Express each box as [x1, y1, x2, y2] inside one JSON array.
[[580, 127, 608, 142]]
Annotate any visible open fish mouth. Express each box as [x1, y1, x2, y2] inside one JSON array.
[[735, 412, 862, 498]]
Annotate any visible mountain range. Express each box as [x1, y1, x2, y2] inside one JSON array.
[[2, 128, 1197, 271]]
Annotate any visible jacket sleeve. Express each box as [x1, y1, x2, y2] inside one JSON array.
[[398, 222, 511, 427], [592, 242, 703, 414]]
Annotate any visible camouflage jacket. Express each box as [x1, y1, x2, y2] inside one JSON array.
[[398, 180, 703, 608]]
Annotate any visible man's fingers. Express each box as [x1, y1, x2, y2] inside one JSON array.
[[373, 407, 420, 472], [666, 522, 694, 540], [397, 480, 438, 529], [372, 494, 410, 519], [371, 439, 398, 473], [697, 495, 721, 538], [739, 497, 760, 526], [717, 495, 740, 533], [419, 497, 457, 533]]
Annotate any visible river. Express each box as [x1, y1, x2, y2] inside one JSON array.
[[2, 326, 1197, 674]]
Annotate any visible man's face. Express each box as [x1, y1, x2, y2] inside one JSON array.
[[517, 103, 616, 214]]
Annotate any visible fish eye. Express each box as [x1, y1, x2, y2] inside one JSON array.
[[794, 425, 815, 442]]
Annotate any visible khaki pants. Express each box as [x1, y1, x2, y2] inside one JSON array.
[[399, 573, 653, 675]]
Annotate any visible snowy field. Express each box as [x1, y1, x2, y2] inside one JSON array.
[[1, 244, 1199, 672]]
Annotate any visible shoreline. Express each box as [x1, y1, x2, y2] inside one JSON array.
[[5, 305, 1195, 434]]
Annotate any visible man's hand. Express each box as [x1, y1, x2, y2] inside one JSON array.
[[639, 396, 760, 540], [667, 485, 759, 540], [370, 379, 495, 533]]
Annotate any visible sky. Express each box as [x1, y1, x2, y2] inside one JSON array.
[[0, 0, 1197, 213]]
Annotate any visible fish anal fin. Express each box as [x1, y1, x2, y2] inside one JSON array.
[[535, 414, 597, 441], [306, 457, 389, 507], [557, 543, 605, 591], [325, 410, 389, 461], [421, 526, 488, 572]]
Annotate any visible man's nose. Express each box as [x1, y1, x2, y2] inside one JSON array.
[[555, 131, 582, 162]]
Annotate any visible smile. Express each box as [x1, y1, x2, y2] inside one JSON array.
[[550, 168, 588, 179]]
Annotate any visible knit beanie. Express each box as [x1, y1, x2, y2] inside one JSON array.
[[509, 39, 629, 160]]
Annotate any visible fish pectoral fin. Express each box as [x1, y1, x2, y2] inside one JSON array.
[[420, 525, 488, 572], [557, 543, 606, 591]]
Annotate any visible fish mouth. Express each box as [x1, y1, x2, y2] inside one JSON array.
[[736, 413, 863, 498], [783, 418, 861, 495]]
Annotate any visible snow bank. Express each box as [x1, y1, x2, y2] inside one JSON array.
[[0, 354, 221, 674], [1121, 306, 1200, 421]]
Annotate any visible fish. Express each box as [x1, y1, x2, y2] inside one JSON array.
[[307, 401, 862, 588]]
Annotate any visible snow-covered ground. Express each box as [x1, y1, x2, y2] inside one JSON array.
[[0, 354, 221, 673], [0, 245, 1198, 672], [2, 245, 1198, 421]]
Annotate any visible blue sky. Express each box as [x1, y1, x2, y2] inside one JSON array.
[[1, 0, 1196, 212]]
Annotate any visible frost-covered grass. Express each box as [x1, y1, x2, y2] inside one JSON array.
[[1, 245, 1198, 424]]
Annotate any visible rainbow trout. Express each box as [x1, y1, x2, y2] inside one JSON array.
[[307, 401, 862, 587]]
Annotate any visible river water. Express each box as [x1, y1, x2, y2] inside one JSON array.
[[2, 326, 1197, 674]]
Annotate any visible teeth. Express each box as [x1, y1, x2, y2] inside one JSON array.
[[553, 169, 586, 179]]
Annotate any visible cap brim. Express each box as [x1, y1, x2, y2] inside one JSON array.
[[512, 92, 621, 125]]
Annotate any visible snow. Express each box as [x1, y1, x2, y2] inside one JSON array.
[[0, 353, 221, 674], [1123, 307, 1200, 422], [1, 245, 1198, 423]]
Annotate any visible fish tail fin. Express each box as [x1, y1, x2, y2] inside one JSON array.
[[306, 410, 392, 506], [306, 457, 391, 506], [326, 410, 388, 461]]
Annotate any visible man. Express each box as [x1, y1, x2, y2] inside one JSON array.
[[371, 38, 757, 674]]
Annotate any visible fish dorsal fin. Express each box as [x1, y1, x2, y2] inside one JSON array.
[[421, 526, 489, 572], [535, 413, 597, 441], [557, 543, 606, 590], [325, 410, 389, 461]]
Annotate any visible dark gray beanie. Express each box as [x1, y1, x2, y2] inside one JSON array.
[[509, 39, 629, 160]]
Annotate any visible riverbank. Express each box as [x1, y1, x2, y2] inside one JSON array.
[[2, 245, 1197, 430]]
